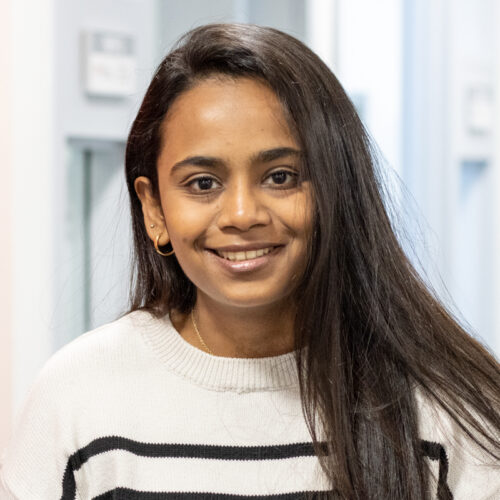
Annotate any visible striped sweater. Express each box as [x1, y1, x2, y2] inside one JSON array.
[[0, 310, 498, 499]]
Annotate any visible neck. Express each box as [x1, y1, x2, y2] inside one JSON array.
[[172, 294, 297, 358]]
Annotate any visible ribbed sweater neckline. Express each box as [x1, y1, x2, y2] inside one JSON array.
[[137, 310, 300, 393]]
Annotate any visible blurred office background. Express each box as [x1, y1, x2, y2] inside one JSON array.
[[1, 0, 499, 448]]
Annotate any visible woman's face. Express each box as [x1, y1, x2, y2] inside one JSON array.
[[135, 76, 314, 310]]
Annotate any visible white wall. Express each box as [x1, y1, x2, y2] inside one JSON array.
[[1, 0, 56, 452], [51, 0, 161, 350], [495, 4, 500, 356], [306, 0, 337, 70], [335, 0, 403, 181], [0, 0, 162, 448], [158, 0, 236, 50], [157, 0, 306, 53], [248, 0, 305, 40], [402, 0, 499, 355], [13, 0, 57, 417], [0, 0, 14, 450], [447, 0, 498, 354]]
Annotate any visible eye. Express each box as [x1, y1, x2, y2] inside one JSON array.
[[186, 176, 221, 192], [264, 169, 298, 188]]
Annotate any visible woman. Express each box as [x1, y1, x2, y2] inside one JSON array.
[[1, 23, 499, 499]]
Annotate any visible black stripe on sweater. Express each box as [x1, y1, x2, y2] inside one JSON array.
[[60, 436, 452, 500], [60, 437, 329, 500], [420, 440, 453, 500], [93, 489, 333, 499]]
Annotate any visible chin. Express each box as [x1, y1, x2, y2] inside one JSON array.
[[216, 292, 292, 309]]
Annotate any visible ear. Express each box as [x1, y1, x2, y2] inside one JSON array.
[[134, 176, 170, 246]]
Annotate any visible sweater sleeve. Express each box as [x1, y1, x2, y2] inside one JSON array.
[[0, 359, 76, 500], [445, 437, 499, 499], [416, 388, 500, 499], [443, 420, 499, 499]]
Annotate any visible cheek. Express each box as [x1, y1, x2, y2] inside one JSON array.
[[164, 215, 215, 268], [167, 219, 203, 249], [298, 186, 315, 237], [284, 193, 314, 237], [162, 194, 208, 243]]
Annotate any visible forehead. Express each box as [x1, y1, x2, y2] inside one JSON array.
[[158, 76, 297, 156]]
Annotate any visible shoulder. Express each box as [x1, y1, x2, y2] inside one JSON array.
[[36, 310, 154, 383], [0, 310, 162, 498], [414, 385, 500, 499], [50, 309, 149, 358], [8, 309, 162, 418]]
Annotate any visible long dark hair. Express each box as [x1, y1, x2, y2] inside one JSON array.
[[125, 23, 499, 498]]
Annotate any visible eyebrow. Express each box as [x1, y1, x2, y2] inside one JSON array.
[[169, 147, 301, 174]]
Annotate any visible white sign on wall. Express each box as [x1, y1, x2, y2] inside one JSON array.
[[82, 31, 137, 98]]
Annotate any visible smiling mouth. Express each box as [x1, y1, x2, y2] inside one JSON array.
[[208, 246, 282, 261]]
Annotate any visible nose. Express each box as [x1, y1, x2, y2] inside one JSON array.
[[216, 179, 271, 231]]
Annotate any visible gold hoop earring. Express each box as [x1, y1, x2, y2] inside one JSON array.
[[154, 234, 175, 256]]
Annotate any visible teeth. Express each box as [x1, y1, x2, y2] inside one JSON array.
[[217, 247, 275, 261]]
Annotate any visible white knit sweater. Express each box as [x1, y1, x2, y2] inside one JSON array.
[[0, 310, 498, 499]]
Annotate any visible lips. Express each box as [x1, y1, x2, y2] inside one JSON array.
[[213, 246, 275, 261], [204, 245, 284, 273], [208, 243, 284, 252], [207, 245, 283, 260]]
